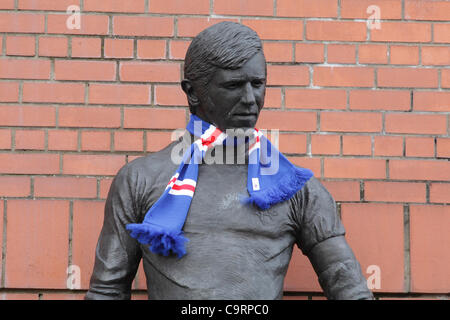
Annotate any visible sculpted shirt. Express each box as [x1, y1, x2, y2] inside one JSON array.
[[85, 136, 371, 300]]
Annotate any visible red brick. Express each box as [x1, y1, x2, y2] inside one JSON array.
[[0, 58, 50, 80], [341, 0, 402, 19], [365, 181, 426, 203], [0, 176, 31, 197], [131, 293, 148, 300], [72, 200, 105, 289], [277, 0, 337, 17], [0, 154, 59, 174], [63, 154, 126, 176], [405, 137, 435, 158], [154, 85, 187, 106], [279, 134, 307, 154], [59, 107, 121, 128], [430, 183, 450, 204], [47, 14, 109, 35], [405, 0, 450, 21], [413, 91, 450, 112], [267, 65, 309, 86], [0, 105, 56, 127], [284, 248, 322, 292], [6, 36, 35, 56], [89, 84, 150, 105], [389, 159, 450, 181], [41, 293, 85, 300], [133, 261, 147, 290], [341, 203, 404, 292], [34, 177, 97, 198], [215, 0, 273, 16], [295, 43, 324, 63], [55, 60, 116, 81], [38, 37, 68, 57], [5, 200, 69, 288], [146, 131, 173, 152], [243, 19, 303, 41], [434, 24, 450, 43], [71, 37, 101, 58], [15, 129, 45, 150], [150, 0, 209, 14], [371, 22, 431, 42], [177, 18, 239, 38], [84, 0, 145, 12], [443, 69, 450, 89], [311, 134, 340, 155], [114, 16, 174, 37], [0, 82, 19, 102], [422, 46, 450, 66], [374, 136, 403, 157], [23, 82, 85, 103], [378, 68, 438, 88], [320, 180, 360, 202], [0, 129, 12, 150], [257, 111, 316, 131], [410, 205, 450, 293], [349, 90, 410, 111], [436, 138, 450, 158], [327, 44, 356, 64], [385, 113, 446, 135], [137, 40, 166, 60], [342, 135, 372, 156], [314, 66, 374, 87], [321, 112, 382, 133], [390, 45, 419, 65], [120, 61, 180, 83], [0, 13, 45, 33], [18, 0, 80, 10], [48, 130, 78, 151], [114, 131, 144, 152], [265, 88, 282, 108], [0, 0, 14, 9], [0, 293, 39, 300], [169, 40, 191, 60], [286, 89, 346, 110], [104, 39, 134, 59], [324, 158, 386, 179], [99, 178, 113, 199], [359, 44, 388, 64], [263, 42, 293, 63], [124, 108, 186, 129], [288, 157, 321, 176], [81, 131, 111, 151], [306, 21, 366, 41]]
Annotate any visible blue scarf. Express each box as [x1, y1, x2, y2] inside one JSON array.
[[126, 115, 313, 258]]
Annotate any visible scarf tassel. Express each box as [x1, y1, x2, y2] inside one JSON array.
[[243, 167, 313, 210], [126, 223, 189, 258]]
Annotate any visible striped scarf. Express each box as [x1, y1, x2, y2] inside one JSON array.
[[126, 114, 313, 258]]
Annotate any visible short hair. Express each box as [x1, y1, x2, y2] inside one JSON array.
[[184, 22, 264, 84]]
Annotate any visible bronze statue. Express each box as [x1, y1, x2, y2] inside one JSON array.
[[85, 22, 373, 300]]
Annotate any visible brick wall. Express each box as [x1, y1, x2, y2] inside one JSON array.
[[0, 0, 448, 300]]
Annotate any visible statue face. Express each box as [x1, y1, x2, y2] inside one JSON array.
[[194, 52, 266, 131]]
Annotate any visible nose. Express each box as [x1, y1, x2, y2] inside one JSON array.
[[241, 82, 256, 106]]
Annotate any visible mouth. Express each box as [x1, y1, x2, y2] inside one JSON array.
[[232, 113, 257, 117]]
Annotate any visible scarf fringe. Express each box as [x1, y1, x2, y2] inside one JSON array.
[[242, 167, 313, 210], [126, 223, 189, 258]]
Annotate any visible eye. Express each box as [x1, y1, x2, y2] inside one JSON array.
[[224, 81, 242, 90], [252, 80, 265, 88]]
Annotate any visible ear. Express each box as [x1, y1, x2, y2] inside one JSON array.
[[181, 79, 200, 114]]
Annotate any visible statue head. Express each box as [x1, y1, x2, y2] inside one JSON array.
[[181, 22, 267, 131]]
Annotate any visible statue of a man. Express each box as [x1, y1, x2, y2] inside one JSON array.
[[85, 22, 373, 300]]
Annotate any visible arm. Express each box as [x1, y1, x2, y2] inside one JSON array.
[[307, 236, 374, 300], [291, 177, 373, 300], [85, 164, 143, 300]]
